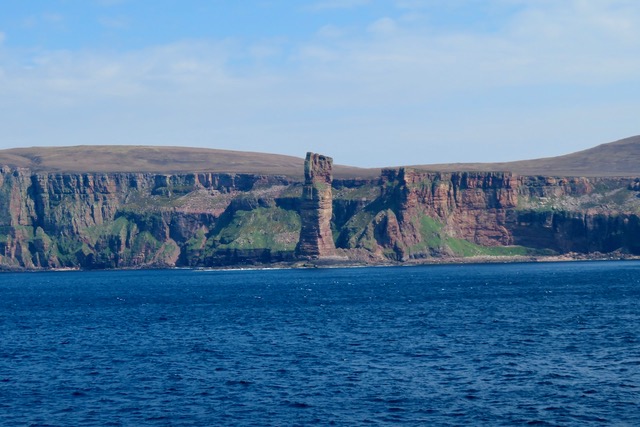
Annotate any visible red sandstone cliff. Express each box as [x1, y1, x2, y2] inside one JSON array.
[[336, 168, 640, 260], [1, 156, 640, 269], [295, 153, 336, 258]]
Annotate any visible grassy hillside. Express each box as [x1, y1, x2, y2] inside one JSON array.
[[1, 135, 640, 177], [0, 145, 378, 179], [412, 135, 640, 177]]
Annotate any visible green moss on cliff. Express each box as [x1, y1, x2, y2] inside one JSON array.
[[13, 226, 35, 239], [79, 216, 178, 266], [277, 184, 303, 199], [30, 227, 59, 267], [518, 182, 640, 214], [55, 236, 86, 265], [131, 231, 161, 253], [333, 184, 379, 201], [83, 216, 131, 245], [312, 182, 330, 192], [406, 176, 433, 191], [337, 210, 376, 248], [122, 191, 181, 211], [444, 237, 546, 257], [358, 222, 379, 253], [213, 207, 301, 251], [186, 229, 207, 251], [418, 215, 443, 248], [412, 214, 536, 258], [0, 185, 12, 226]]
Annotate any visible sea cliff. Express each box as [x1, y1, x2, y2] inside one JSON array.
[[1, 154, 640, 270]]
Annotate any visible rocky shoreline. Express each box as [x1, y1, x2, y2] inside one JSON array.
[[3, 251, 638, 273], [2, 150, 640, 271]]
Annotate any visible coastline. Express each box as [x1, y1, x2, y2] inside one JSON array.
[[2, 252, 639, 273]]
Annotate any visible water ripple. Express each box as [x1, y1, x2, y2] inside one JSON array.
[[1, 262, 639, 425]]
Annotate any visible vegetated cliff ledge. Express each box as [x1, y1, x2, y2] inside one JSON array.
[[1, 160, 640, 270]]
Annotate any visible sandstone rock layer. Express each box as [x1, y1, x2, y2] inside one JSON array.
[[295, 153, 336, 258], [1, 151, 640, 270]]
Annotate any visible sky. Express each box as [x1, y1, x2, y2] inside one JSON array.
[[0, 0, 638, 167]]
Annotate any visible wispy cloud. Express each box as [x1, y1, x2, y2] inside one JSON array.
[[0, 0, 639, 166], [42, 13, 64, 24], [367, 17, 397, 35], [310, 0, 370, 11], [20, 12, 66, 30], [394, 0, 428, 9], [96, 0, 129, 6], [317, 24, 346, 39], [99, 16, 130, 30]]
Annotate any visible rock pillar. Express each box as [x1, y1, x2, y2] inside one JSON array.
[[295, 152, 336, 258]]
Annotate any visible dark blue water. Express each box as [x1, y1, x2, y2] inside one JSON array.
[[1, 262, 640, 426]]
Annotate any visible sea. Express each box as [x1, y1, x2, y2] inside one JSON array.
[[1, 261, 639, 426]]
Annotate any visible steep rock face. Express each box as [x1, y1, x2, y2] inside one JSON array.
[[336, 169, 640, 259], [388, 169, 519, 245], [338, 169, 520, 260], [506, 176, 640, 253], [509, 210, 640, 253], [2, 156, 640, 269], [518, 176, 593, 198], [295, 152, 337, 258], [0, 167, 297, 269]]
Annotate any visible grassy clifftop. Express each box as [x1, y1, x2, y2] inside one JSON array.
[[0, 145, 378, 179], [2, 135, 640, 178], [411, 135, 640, 177]]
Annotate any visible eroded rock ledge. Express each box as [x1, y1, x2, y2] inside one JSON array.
[[1, 152, 640, 270], [295, 152, 337, 259]]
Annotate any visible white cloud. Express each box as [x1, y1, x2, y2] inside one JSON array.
[[367, 18, 397, 35], [20, 13, 66, 30], [42, 13, 64, 24], [394, 0, 428, 9], [96, 0, 128, 6], [99, 16, 130, 30], [310, 0, 370, 11], [317, 24, 345, 39], [0, 0, 639, 167]]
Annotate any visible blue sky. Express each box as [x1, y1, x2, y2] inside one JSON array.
[[0, 0, 638, 167]]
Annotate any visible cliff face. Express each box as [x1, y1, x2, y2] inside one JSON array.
[[508, 210, 640, 254], [506, 176, 640, 253], [295, 153, 336, 258], [390, 169, 519, 245], [336, 169, 640, 260], [0, 167, 298, 269], [336, 169, 520, 260], [1, 158, 640, 270]]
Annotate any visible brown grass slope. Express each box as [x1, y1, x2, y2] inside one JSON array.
[[0, 145, 378, 179], [1, 135, 639, 178], [411, 135, 640, 177]]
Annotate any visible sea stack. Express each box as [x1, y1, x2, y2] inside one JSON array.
[[295, 152, 337, 258]]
